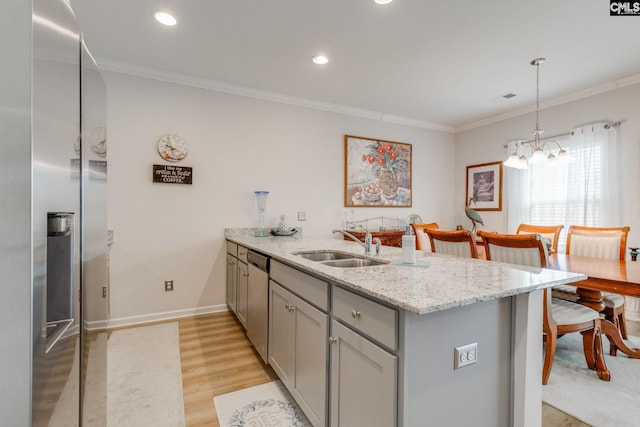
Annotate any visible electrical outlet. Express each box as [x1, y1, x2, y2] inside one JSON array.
[[454, 342, 478, 369], [165, 280, 174, 292], [298, 211, 306, 221], [102, 286, 107, 298]]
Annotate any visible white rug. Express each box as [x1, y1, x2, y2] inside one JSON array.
[[214, 381, 311, 427], [107, 322, 185, 427], [543, 333, 640, 427]]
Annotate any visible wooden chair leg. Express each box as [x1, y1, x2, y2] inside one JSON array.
[[580, 329, 596, 370], [592, 325, 611, 382], [618, 310, 628, 340], [543, 332, 557, 385]]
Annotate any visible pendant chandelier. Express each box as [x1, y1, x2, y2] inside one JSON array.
[[504, 58, 574, 169]]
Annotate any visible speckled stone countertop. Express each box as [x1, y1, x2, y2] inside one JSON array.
[[225, 229, 587, 315]]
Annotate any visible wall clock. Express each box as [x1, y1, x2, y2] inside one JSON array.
[[157, 134, 188, 162]]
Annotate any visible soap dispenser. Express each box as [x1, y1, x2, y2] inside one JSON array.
[[402, 225, 416, 264]]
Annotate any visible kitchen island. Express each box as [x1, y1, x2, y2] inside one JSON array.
[[225, 229, 586, 427]]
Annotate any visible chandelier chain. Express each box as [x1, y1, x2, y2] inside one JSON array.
[[535, 61, 540, 132]]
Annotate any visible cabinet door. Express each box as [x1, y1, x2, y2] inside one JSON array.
[[225, 254, 237, 313], [330, 320, 397, 427], [269, 281, 328, 427], [292, 294, 328, 427], [236, 261, 248, 328], [269, 282, 295, 388]]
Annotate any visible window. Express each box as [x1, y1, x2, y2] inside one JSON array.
[[507, 123, 619, 252]]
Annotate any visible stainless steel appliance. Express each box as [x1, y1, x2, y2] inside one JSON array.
[[246, 250, 270, 363]]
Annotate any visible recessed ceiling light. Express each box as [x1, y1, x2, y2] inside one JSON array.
[[312, 55, 329, 65], [374, 0, 393, 4], [154, 11, 177, 26]]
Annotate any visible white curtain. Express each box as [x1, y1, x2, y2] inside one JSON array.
[[506, 123, 619, 250]]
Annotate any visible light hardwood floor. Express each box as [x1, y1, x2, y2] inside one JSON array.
[[176, 311, 639, 426], [179, 311, 277, 426]]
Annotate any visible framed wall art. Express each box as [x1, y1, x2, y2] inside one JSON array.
[[465, 161, 502, 211], [344, 135, 412, 208]]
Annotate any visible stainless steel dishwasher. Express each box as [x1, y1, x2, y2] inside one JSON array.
[[246, 250, 270, 363]]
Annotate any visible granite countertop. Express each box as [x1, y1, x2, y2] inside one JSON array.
[[225, 229, 587, 315]]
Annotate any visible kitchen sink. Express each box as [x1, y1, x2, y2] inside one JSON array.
[[294, 250, 355, 262], [321, 258, 388, 268], [292, 250, 388, 268]]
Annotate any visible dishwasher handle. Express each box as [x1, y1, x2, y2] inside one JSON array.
[[247, 250, 269, 272]]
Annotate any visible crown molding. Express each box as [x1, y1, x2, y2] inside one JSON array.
[[95, 58, 639, 135], [96, 58, 456, 133], [456, 72, 640, 133]]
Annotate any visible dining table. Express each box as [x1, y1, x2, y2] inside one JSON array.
[[547, 253, 640, 359]]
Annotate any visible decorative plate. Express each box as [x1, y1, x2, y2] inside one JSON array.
[[158, 134, 188, 162], [271, 228, 297, 236]]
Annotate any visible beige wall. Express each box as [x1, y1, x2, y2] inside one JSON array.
[[104, 72, 455, 324]]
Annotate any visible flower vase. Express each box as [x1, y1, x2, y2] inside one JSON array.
[[254, 191, 269, 237], [377, 167, 398, 198]]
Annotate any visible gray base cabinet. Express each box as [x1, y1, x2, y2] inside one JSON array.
[[225, 253, 237, 313], [329, 320, 397, 427], [236, 260, 248, 328], [269, 281, 328, 426], [226, 241, 249, 328]]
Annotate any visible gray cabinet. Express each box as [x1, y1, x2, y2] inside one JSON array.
[[226, 241, 249, 328], [236, 260, 248, 328], [330, 291, 398, 427], [269, 261, 328, 427], [225, 253, 237, 313]]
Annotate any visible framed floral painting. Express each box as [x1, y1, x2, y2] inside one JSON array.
[[344, 135, 412, 207], [465, 161, 502, 211]]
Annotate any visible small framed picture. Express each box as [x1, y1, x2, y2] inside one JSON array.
[[465, 161, 502, 211]]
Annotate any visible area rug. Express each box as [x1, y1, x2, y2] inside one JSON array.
[[214, 381, 311, 427], [107, 322, 185, 427], [542, 333, 640, 426]]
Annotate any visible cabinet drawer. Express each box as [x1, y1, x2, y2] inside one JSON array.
[[332, 286, 398, 351], [270, 260, 328, 311], [237, 245, 248, 263], [226, 241, 238, 257]]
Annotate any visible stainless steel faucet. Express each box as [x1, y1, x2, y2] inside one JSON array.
[[332, 229, 381, 255]]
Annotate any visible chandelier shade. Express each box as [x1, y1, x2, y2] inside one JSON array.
[[504, 58, 574, 169]]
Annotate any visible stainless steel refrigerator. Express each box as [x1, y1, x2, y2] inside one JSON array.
[[30, 0, 109, 424]]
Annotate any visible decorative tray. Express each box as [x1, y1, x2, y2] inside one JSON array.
[[270, 228, 298, 236]]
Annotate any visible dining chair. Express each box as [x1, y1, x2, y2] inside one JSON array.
[[410, 222, 439, 251], [425, 229, 478, 258], [478, 232, 610, 384], [516, 223, 564, 254], [555, 225, 630, 342]]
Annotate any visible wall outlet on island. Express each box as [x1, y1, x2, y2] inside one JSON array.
[[454, 342, 477, 369], [298, 211, 307, 221], [165, 280, 174, 292]]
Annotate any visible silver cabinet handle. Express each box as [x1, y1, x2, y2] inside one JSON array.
[[351, 310, 361, 319], [329, 337, 337, 344], [285, 304, 296, 312]]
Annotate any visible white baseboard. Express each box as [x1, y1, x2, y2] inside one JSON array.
[[86, 304, 229, 330]]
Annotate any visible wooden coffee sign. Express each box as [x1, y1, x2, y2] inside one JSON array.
[[153, 164, 193, 185]]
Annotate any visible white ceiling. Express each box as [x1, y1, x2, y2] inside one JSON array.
[[70, 0, 640, 132]]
